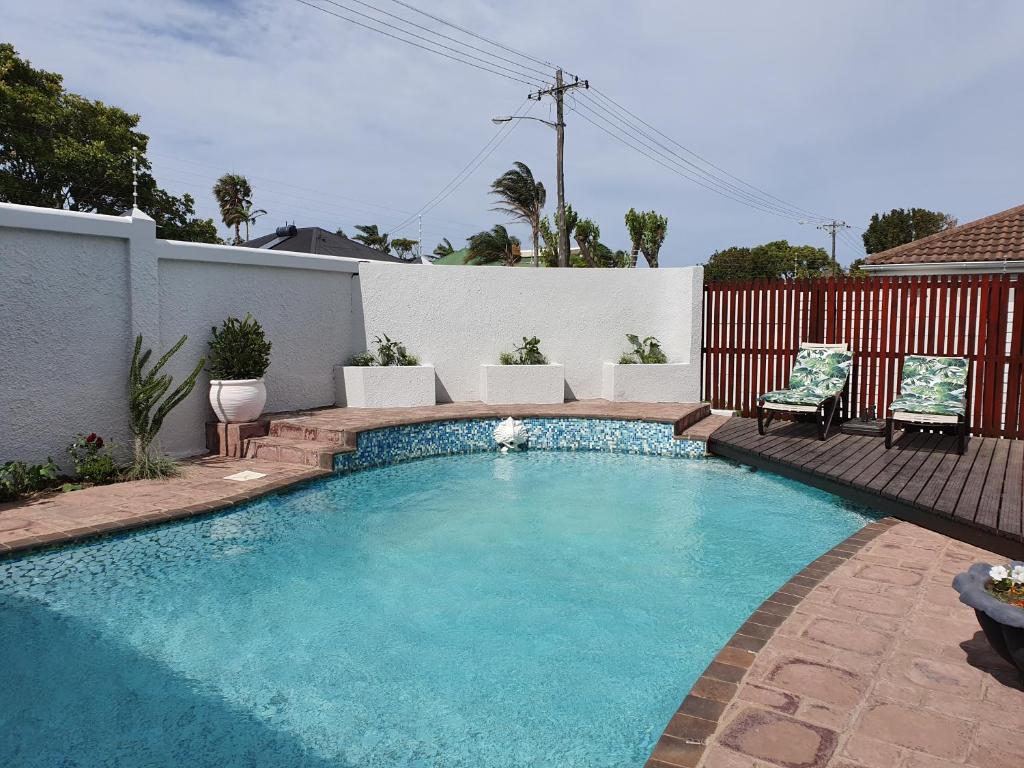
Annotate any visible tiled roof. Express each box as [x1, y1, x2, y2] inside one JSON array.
[[865, 203, 1024, 265], [242, 227, 411, 264]]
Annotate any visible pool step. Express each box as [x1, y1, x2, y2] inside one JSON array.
[[268, 418, 355, 448], [677, 413, 731, 441], [244, 436, 352, 470]]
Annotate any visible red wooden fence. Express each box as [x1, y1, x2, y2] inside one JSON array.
[[702, 275, 1024, 438]]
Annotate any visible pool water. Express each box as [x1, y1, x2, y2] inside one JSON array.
[[0, 452, 873, 767]]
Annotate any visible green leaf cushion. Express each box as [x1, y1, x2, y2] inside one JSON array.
[[760, 347, 852, 406], [890, 355, 968, 416]]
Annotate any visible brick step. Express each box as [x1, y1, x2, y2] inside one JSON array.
[[677, 412, 731, 441], [268, 418, 355, 447], [672, 402, 712, 437], [244, 436, 352, 470]]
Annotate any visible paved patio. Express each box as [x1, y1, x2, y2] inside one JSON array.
[[648, 520, 1024, 768]]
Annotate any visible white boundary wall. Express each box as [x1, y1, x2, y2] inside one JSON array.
[[0, 203, 703, 465]]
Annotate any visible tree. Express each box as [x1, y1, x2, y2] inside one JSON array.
[[353, 224, 391, 254], [212, 174, 256, 245], [539, 204, 577, 267], [239, 203, 267, 241], [432, 237, 454, 259], [391, 237, 419, 260], [465, 225, 520, 265], [0, 43, 219, 242], [490, 161, 545, 266], [862, 208, 956, 254], [574, 218, 600, 268], [624, 208, 668, 268], [703, 240, 832, 283]]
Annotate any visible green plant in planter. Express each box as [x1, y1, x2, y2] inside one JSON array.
[[66, 433, 120, 486], [128, 334, 204, 480], [500, 336, 548, 365], [207, 314, 272, 379], [618, 334, 668, 364], [347, 334, 420, 366], [0, 458, 59, 501]]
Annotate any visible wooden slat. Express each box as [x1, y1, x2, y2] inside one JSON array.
[[948, 439, 995, 520], [1002, 441, 1024, 538], [880, 434, 942, 500], [975, 439, 1010, 531]]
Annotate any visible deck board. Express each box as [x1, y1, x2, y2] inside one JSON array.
[[708, 418, 1024, 554]]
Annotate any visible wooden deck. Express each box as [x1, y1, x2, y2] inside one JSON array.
[[709, 418, 1024, 559]]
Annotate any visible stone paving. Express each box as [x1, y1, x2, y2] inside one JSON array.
[[0, 456, 327, 554], [650, 521, 1024, 768]]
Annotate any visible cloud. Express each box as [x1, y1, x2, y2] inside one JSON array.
[[6, 0, 1024, 265]]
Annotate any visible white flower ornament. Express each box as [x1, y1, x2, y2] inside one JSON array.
[[990, 565, 1010, 581], [1012, 565, 1024, 584]]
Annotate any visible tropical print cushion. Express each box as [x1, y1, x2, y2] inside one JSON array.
[[889, 355, 968, 416], [760, 347, 852, 406]]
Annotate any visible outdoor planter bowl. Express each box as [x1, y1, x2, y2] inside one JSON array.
[[601, 362, 698, 403], [479, 363, 564, 405], [953, 562, 1024, 685], [335, 364, 436, 408], [209, 378, 267, 423]]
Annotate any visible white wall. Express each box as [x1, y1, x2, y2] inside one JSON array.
[[357, 262, 703, 402], [0, 204, 361, 464]]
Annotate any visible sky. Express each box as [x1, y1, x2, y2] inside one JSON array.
[[5, 0, 1024, 267]]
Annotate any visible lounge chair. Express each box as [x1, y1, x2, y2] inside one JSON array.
[[757, 342, 852, 440], [885, 355, 970, 455]]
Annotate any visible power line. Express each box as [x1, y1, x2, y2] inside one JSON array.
[[331, 0, 554, 81], [293, 0, 543, 88], [389, 98, 534, 234], [568, 99, 816, 222], [588, 87, 831, 223]]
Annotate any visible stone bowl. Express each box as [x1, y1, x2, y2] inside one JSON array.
[[952, 562, 1024, 685]]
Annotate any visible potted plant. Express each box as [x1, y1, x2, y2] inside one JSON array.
[[602, 333, 699, 403], [336, 334, 435, 408], [953, 561, 1024, 685], [480, 336, 564, 405], [207, 314, 272, 423]]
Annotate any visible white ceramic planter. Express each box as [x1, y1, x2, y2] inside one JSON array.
[[601, 362, 699, 403], [479, 363, 564, 405], [335, 364, 436, 408], [209, 378, 267, 423]]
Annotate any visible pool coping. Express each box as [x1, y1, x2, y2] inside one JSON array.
[[644, 516, 901, 768]]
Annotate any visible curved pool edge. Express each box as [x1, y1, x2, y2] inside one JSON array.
[[0, 415, 710, 559], [643, 516, 900, 768]]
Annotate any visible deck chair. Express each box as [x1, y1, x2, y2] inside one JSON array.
[[757, 342, 852, 440], [885, 355, 970, 455]]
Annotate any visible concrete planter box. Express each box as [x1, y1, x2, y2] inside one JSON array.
[[335, 364, 436, 408], [479, 364, 564, 405], [601, 362, 697, 403]]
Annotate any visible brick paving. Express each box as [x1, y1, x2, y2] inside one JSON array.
[[648, 520, 1024, 768]]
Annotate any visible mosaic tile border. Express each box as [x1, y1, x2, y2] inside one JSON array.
[[644, 517, 900, 768], [333, 417, 708, 472]]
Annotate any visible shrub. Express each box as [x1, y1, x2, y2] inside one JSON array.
[[128, 334, 204, 480], [0, 458, 59, 502], [618, 334, 668, 364], [347, 334, 420, 366], [207, 314, 272, 379], [500, 336, 547, 365], [67, 433, 119, 485]]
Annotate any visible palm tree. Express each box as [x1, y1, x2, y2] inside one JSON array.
[[490, 162, 545, 267], [213, 174, 254, 245], [353, 224, 391, 254], [239, 203, 267, 241], [432, 238, 454, 259], [465, 225, 520, 266]]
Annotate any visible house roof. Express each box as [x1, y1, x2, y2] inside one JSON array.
[[242, 227, 410, 264], [865, 203, 1024, 266]]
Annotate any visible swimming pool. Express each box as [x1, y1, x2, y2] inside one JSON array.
[[0, 451, 873, 767]]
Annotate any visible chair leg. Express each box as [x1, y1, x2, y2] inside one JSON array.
[[757, 405, 766, 435], [957, 418, 966, 456], [885, 417, 894, 449], [821, 397, 839, 440]]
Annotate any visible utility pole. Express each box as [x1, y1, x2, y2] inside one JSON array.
[[529, 69, 588, 267], [817, 220, 850, 277], [417, 215, 422, 261]]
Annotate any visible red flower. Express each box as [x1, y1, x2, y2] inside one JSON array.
[[86, 433, 97, 443]]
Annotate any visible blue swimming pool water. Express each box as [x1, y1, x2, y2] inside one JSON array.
[[0, 452, 873, 768]]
